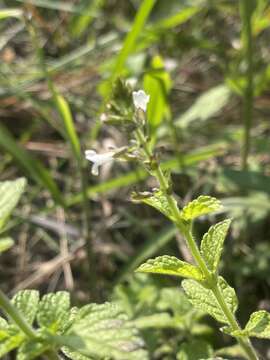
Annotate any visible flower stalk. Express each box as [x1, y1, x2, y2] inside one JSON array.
[[135, 126, 258, 360]]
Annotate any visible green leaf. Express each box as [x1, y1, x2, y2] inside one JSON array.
[[12, 290, 40, 325], [175, 85, 231, 128], [233, 310, 270, 339], [200, 219, 232, 272], [0, 237, 14, 254], [182, 277, 238, 324], [37, 292, 70, 332], [136, 255, 204, 281], [0, 124, 65, 206], [143, 55, 172, 135], [17, 339, 50, 360], [177, 340, 213, 360], [65, 302, 148, 360], [180, 196, 222, 221], [0, 326, 25, 357], [0, 178, 26, 230], [131, 190, 176, 221], [62, 347, 92, 360]]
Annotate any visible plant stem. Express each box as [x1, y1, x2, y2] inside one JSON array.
[[212, 284, 258, 360], [135, 128, 258, 360], [0, 289, 36, 339], [240, 0, 254, 170]]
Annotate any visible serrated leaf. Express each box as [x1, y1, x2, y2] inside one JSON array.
[[0, 237, 14, 254], [37, 292, 70, 332], [136, 255, 204, 281], [0, 178, 26, 229], [64, 302, 148, 360], [232, 311, 270, 339], [63, 349, 92, 360], [62, 347, 93, 360], [131, 190, 176, 221], [177, 340, 213, 360], [12, 290, 39, 325], [200, 219, 231, 272], [17, 339, 50, 360], [182, 277, 238, 324], [180, 196, 221, 221], [0, 326, 24, 357]]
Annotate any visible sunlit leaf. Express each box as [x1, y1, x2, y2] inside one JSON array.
[[200, 219, 231, 272], [136, 255, 204, 281], [180, 196, 221, 221], [37, 292, 70, 332], [62, 302, 148, 360], [232, 310, 270, 339], [182, 277, 238, 324], [12, 290, 40, 325]]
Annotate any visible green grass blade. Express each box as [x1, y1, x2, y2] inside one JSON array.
[[0, 8, 23, 20], [107, 0, 156, 92], [0, 124, 65, 207], [15, 0, 81, 13], [53, 92, 81, 162]]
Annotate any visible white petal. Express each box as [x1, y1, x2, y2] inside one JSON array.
[[85, 149, 115, 176], [91, 163, 99, 176], [132, 90, 150, 112], [85, 150, 97, 161]]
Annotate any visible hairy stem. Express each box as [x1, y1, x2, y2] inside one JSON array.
[[135, 128, 258, 360], [0, 289, 36, 339], [240, 0, 254, 170]]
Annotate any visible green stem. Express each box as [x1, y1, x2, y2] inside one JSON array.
[[240, 0, 254, 171], [0, 289, 36, 339], [212, 284, 258, 360], [136, 128, 258, 360]]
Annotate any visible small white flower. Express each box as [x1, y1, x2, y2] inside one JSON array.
[[132, 90, 150, 112], [85, 149, 114, 176]]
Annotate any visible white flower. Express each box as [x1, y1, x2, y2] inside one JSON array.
[[85, 150, 114, 176], [132, 90, 150, 112]]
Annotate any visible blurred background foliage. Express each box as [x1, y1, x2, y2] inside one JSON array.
[[0, 0, 270, 358]]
